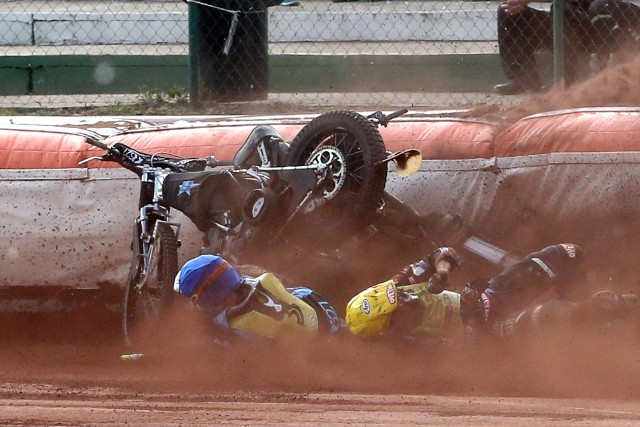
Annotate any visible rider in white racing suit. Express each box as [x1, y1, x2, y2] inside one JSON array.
[[173, 255, 341, 344], [345, 244, 638, 343]]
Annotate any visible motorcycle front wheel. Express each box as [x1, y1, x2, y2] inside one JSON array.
[[285, 110, 387, 243], [122, 222, 179, 347]]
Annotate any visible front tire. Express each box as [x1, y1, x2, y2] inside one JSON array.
[[285, 110, 387, 242], [122, 222, 179, 347]]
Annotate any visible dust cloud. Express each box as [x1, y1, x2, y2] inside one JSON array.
[[1, 264, 639, 402], [110, 59, 640, 400], [4, 205, 638, 401], [2, 55, 640, 403], [463, 54, 640, 125]]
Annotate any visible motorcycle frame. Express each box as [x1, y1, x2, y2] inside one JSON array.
[[201, 162, 331, 257], [130, 164, 181, 288]]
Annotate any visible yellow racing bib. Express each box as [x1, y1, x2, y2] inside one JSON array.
[[399, 284, 465, 339]]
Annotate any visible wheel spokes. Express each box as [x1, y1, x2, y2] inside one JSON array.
[[307, 129, 371, 202]]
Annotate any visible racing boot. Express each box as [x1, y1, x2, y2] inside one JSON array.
[[589, 290, 638, 316]]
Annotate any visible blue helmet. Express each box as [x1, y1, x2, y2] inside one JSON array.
[[173, 255, 242, 312]]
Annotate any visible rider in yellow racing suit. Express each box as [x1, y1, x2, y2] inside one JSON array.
[[346, 244, 638, 342], [173, 255, 340, 344]]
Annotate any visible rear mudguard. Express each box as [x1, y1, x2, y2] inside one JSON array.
[[233, 125, 288, 168]]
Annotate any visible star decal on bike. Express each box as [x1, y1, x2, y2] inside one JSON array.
[[178, 180, 200, 196]]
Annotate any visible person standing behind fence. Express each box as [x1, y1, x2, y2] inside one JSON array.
[[589, 0, 640, 64], [494, 0, 594, 95]]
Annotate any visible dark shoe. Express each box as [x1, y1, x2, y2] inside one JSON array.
[[493, 81, 540, 95]]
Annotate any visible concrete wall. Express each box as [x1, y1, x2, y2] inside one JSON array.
[[0, 10, 496, 46]]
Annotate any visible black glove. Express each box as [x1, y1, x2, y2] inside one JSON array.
[[427, 271, 449, 294], [459, 278, 489, 309]]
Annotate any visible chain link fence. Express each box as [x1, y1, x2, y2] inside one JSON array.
[[0, 0, 638, 109]]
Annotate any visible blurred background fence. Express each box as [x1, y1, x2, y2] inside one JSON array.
[[0, 0, 638, 108]]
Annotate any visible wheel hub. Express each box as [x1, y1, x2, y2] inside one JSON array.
[[306, 145, 347, 200]]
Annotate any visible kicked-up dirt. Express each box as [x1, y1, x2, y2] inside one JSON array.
[[1, 305, 640, 426]]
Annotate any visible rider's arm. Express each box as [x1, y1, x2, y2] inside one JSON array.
[[427, 247, 463, 294], [392, 258, 434, 286], [392, 247, 462, 287]]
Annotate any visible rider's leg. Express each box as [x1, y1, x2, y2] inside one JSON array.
[[584, 290, 638, 322], [507, 291, 638, 337], [483, 244, 586, 320], [503, 300, 580, 337]]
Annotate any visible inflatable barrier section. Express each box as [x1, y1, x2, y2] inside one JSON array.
[[1, 108, 639, 310]]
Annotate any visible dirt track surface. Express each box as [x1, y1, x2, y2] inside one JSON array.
[[1, 309, 640, 426], [5, 385, 640, 426]]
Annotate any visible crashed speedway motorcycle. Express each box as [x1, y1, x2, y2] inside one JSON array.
[[80, 109, 412, 345]]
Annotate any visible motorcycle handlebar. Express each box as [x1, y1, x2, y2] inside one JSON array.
[[386, 108, 409, 121], [84, 138, 109, 151], [367, 108, 409, 127], [80, 140, 236, 172]]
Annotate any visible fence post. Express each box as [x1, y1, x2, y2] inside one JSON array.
[[187, 0, 269, 104], [552, 0, 565, 88], [188, 0, 200, 108]]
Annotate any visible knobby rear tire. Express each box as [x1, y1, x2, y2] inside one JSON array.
[[285, 110, 387, 244]]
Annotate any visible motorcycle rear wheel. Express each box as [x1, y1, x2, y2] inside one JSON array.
[[285, 110, 387, 242], [122, 222, 179, 347]]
